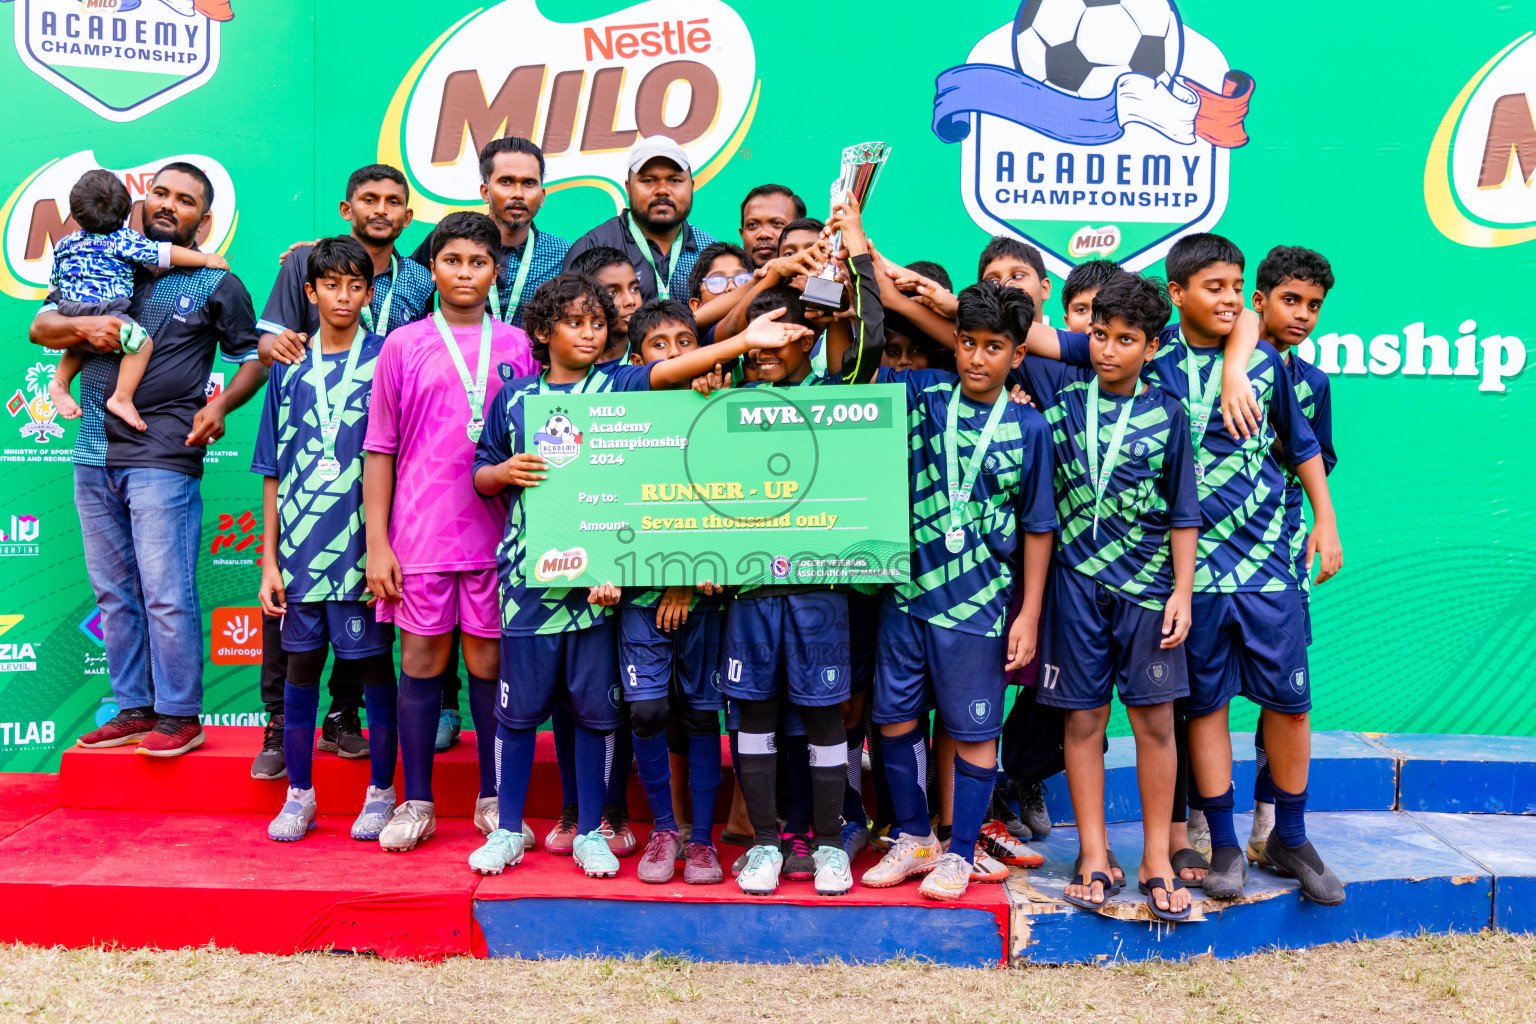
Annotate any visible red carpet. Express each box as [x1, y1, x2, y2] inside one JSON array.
[[0, 772, 60, 841]]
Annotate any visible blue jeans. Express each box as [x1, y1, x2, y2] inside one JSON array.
[[75, 465, 204, 717]]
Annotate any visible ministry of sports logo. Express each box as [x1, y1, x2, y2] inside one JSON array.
[[7, 363, 63, 444], [13, 0, 234, 122], [532, 409, 583, 468], [932, 0, 1254, 274], [0, 149, 238, 301]]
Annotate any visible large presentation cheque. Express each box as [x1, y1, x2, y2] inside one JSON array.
[[522, 385, 912, 589]]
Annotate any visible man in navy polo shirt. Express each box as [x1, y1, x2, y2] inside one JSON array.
[[30, 161, 267, 758], [564, 136, 716, 304]]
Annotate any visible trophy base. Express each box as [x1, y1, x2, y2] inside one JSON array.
[[801, 274, 845, 311]]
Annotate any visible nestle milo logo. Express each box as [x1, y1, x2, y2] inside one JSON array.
[[379, 0, 758, 223]]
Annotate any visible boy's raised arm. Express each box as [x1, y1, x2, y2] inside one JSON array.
[[648, 310, 813, 390], [1218, 308, 1262, 440]]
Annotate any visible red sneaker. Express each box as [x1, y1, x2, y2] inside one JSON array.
[[77, 707, 158, 747], [135, 715, 206, 758], [602, 807, 637, 857]]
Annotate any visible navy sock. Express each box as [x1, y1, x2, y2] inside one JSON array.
[[494, 722, 536, 833], [552, 702, 577, 808], [467, 673, 498, 799], [362, 682, 398, 790], [951, 755, 994, 862], [1253, 725, 1275, 803], [605, 726, 633, 813], [1195, 784, 1239, 850], [574, 723, 612, 835], [880, 727, 931, 838], [633, 730, 676, 832], [783, 735, 812, 835], [397, 671, 443, 803], [282, 683, 321, 791], [843, 722, 867, 827], [687, 730, 722, 845], [1272, 784, 1308, 848]]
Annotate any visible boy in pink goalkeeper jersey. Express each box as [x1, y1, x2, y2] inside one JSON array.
[[362, 212, 538, 853]]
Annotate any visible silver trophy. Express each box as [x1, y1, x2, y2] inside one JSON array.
[[801, 141, 891, 310]]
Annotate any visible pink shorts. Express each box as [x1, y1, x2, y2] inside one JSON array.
[[375, 569, 501, 639]]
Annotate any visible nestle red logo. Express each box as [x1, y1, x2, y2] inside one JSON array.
[[583, 19, 711, 61]]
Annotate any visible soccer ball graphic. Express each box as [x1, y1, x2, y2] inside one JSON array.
[[1013, 0, 1183, 99], [543, 414, 578, 443]]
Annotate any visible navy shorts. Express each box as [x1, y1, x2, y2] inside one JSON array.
[[873, 600, 1005, 742], [618, 606, 725, 710], [497, 617, 624, 731], [1183, 590, 1310, 718], [1035, 566, 1189, 710], [722, 592, 850, 707], [723, 699, 806, 736], [281, 600, 392, 658], [848, 589, 882, 695]]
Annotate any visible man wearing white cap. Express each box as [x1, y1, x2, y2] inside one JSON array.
[[564, 136, 716, 303]]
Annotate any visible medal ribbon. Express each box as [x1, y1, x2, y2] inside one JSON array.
[[432, 311, 493, 438], [943, 385, 1010, 550], [308, 330, 365, 477], [359, 253, 397, 333], [488, 226, 538, 323], [1085, 378, 1136, 539], [624, 212, 676, 301], [1183, 345, 1222, 481]]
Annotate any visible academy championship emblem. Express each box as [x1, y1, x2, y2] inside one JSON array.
[[932, 0, 1254, 273], [13, 0, 234, 122], [532, 409, 583, 468]]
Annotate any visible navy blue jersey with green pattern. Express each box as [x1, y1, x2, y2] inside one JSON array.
[[1061, 328, 1320, 592], [875, 367, 1056, 637], [257, 245, 434, 340], [1011, 355, 1201, 608], [1279, 351, 1335, 593], [476, 361, 654, 635], [619, 586, 728, 613], [250, 331, 385, 601]]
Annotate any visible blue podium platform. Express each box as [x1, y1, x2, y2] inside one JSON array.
[[1374, 734, 1536, 815], [1413, 812, 1536, 933], [1038, 731, 1399, 826]]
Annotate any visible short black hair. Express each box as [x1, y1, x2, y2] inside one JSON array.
[[686, 241, 752, 299], [739, 184, 806, 223], [346, 163, 408, 201], [779, 217, 824, 245], [523, 272, 618, 364], [978, 236, 1046, 283], [69, 169, 130, 235], [628, 299, 697, 350], [746, 284, 810, 331], [153, 161, 214, 216], [956, 280, 1033, 347], [430, 211, 503, 264], [1256, 245, 1335, 296], [1090, 272, 1172, 341], [570, 246, 634, 278], [478, 136, 545, 183], [306, 235, 375, 290], [905, 260, 952, 293], [1061, 258, 1123, 308], [1165, 232, 1244, 287], [885, 312, 955, 372]]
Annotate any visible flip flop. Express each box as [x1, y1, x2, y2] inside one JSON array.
[[1138, 876, 1193, 922], [1171, 846, 1210, 886], [1073, 850, 1125, 895], [1062, 871, 1115, 911]]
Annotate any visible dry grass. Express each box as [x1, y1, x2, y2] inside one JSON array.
[[2, 931, 1534, 1024]]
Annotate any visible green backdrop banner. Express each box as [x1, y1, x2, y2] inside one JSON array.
[[1, 0, 1533, 770]]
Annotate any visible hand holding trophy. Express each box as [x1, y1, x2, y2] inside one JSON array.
[[802, 141, 891, 310]]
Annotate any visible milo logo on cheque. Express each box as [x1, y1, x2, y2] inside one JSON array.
[[534, 547, 588, 583], [533, 410, 583, 468]]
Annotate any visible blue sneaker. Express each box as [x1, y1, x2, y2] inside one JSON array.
[[350, 784, 395, 841], [572, 829, 620, 878], [434, 709, 461, 752], [841, 820, 870, 860]]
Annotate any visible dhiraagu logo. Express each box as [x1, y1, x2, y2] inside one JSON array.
[[378, 0, 758, 224], [932, 0, 1254, 275], [13, 0, 234, 122], [0, 149, 237, 300], [1425, 33, 1536, 248]]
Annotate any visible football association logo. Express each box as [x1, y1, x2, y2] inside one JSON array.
[[932, 0, 1254, 274], [532, 409, 583, 468]]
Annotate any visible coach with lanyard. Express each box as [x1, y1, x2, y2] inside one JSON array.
[[411, 137, 569, 331], [28, 162, 267, 759], [564, 135, 716, 304]]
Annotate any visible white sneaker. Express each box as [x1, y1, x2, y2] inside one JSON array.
[[1248, 801, 1275, 867], [379, 799, 436, 852], [737, 843, 784, 895], [267, 786, 316, 842], [813, 844, 852, 896], [350, 784, 395, 841], [474, 795, 498, 835], [1188, 810, 1212, 861], [919, 851, 972, 901], [468, 828, 526, 875], [861, 832, 941, 887], [969, 844, 1010, 883]]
